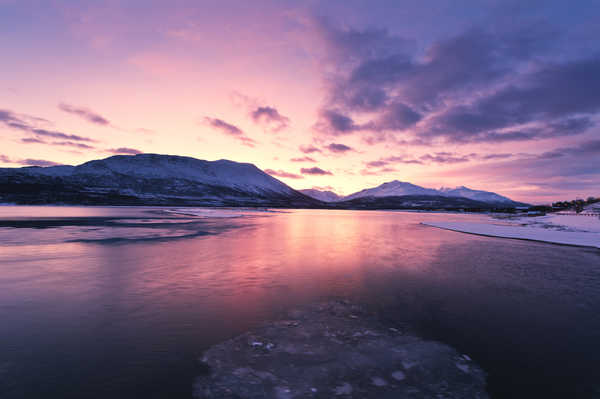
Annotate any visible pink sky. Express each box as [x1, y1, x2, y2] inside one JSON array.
[[1, 0, 599, 203]]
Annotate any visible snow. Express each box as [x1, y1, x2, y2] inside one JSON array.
[[423, 215, 600, 248], [344, 180, 439, 200], [528, 214, 600, 233], [2, 154, 297, 197], [164, 208, 279, 218], [299, 189, 342, 202], [73, 154, 295, 195], [343, 180, 517, 205], [438, 186, 514, 204]]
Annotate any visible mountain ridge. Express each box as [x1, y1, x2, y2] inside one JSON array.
[[0, 154, 318, 207], [0, 154, 526, 208], [300, 180, 523, 206]]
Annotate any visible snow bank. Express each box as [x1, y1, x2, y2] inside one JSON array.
[[164, 208, 279, 218], [422, 220, 600, 249], [533, 214, 600, 233]]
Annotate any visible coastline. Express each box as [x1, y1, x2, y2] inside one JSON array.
[[422, 219, 600, 249]]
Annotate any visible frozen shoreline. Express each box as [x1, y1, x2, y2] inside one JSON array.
[[423, 216, 600, 249]]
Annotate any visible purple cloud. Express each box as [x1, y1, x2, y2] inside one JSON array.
[[301, 167, 333, 176], [290, 156, 316, 162], [314, 109, 362, 135], [107, 147, 143, 155], [365, 160, 388, 168], [265, 169, 303, 179], [21, 137, 46, 144], [59, 103, 110, 126], [204, 117, 256, 147], [313, 18, 599, 145], [20, 159, 62, 167], [251, 106, 290, 132], [326, 143, 353, 153], [0, 109, 95, 142], [299, 145, 322, 154], [419, 152, 473, 164]]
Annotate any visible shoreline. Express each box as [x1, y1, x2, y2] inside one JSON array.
[[422, 220, 600, 249]]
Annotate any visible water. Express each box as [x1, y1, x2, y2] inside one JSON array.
[[0, 206, 599, 398]]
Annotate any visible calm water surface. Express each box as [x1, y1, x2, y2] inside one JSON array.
[[0, 206, 599, 398]]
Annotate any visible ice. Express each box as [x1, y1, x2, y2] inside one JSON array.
[[423, 218, 600, 249], [164, 208, 279, 218]]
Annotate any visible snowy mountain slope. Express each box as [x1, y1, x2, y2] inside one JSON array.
[[344, 180, 440, 201], [72, 154, 296, 196], [0, 154, 318, 206], [438, 186, 514, 204], [342, 180, 522, 206], [299, 189, 343, 202]]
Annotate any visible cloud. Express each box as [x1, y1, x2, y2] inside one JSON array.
[[53, 141, 95, 149], [0, 109, 95, 142], [427, 58, 600, 143], [311, 185, 334, 191], [480, 153, 513, 160], [264, 169, 303, 179], [536, 139, 600, 159], [313, 109, 363, 135], [312, 18, 600, 145], [364, 155, 423, 167], [365, 160, 389, 168], [290, 156, 316, 162], [20, 159, 62, 167], [251, 106, 290, 132], [204, 117, 256, 147], [21, 137, 46, 144], [204, 117, 243, 135], [326, 143, 353, 153], [19, 137, 96, 149], [418, 152, 473, 164], [58, 103, 110, 126], [301, 167, 333, 175], [107, 147, 143, 155], [299, 145, 322, 154], [0, 154, 62, 167], [364, 151, 506, 167], [438, 139, 600, 200], [30, 128, 94, 142]]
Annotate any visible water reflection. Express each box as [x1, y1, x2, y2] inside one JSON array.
[[0, 207, 599, 398]]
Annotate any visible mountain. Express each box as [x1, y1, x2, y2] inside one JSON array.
[[342, 180, 524, 207], [344, 180, 441, 201], [299, 189, 343, 202], [438, 186, 515, 205], [0, 154, 320, 207], [335, 195, 497, 210]]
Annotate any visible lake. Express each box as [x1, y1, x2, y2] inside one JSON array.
[[0, 206, 599, 398]]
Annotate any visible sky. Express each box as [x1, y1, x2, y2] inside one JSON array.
[[1, 0, 599, 203]]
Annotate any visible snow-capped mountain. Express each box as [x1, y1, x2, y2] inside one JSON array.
[[72, 154, 296, 196], [0, 154, 318, 206], [299, 189, 343, 202], [343, 180, 440, 201], [341, 180, 522, 206], [438, 186, 514, 204]]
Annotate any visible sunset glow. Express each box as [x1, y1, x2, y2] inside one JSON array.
[[1, 0, 599, 203]]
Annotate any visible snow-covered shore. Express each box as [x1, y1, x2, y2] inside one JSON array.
[[423, 214, 600, 248]]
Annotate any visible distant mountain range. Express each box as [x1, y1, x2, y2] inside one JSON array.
[[301, 180, 522, 206], [0, 154, 526, 209], [298, 189, 343, 202]]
